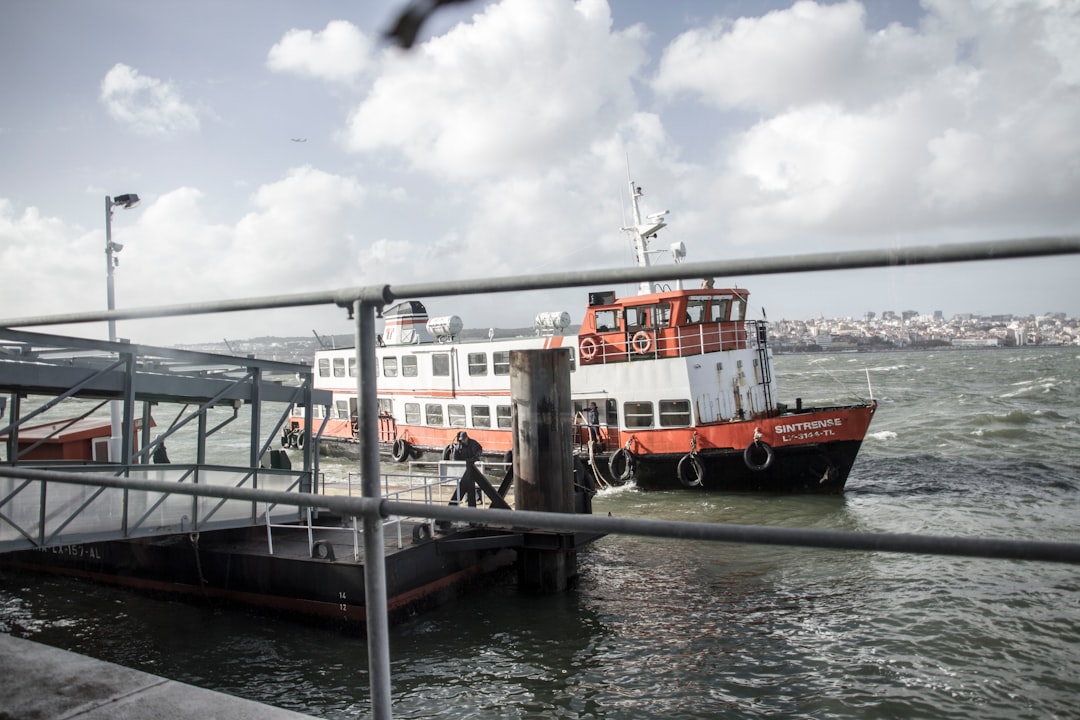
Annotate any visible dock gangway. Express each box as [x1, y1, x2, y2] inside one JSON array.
[[0, 329, 332, 549]]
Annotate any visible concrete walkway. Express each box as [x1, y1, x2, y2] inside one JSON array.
[[0, 632, 319, 719]]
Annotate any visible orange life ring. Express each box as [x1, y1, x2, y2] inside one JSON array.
[[631, 330, 652, 354], [579, 335, 599, 361]]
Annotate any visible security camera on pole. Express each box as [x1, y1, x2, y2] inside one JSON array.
[[105, 193, 140, 462]]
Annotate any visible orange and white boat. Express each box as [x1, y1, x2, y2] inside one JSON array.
[[287, 178, 877, 492]]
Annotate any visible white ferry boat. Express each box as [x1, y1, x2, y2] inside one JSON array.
[[286, 179, 877, 492]]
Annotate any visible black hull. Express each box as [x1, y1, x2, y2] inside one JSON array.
[[587, 440, 865, 493], [0, 525, 516, 630]]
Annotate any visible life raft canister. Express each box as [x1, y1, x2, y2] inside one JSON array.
[[609, 447, 635, 483], [391, 438, 411, 463], [579, 335, 600, 361], [677, 453, 706, 487], [630, 330, 652, 354], [743, 441, 774, 472]]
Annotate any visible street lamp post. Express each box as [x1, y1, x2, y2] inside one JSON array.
[[105, 193, 140, 462]]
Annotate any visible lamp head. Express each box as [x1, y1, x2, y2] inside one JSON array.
[[112, 193, 140, 209]]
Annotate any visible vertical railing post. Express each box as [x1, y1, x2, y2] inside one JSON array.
[[356, 299, 393, 719]]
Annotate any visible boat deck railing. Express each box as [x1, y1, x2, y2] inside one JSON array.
[[2, 235, 1079, 720]]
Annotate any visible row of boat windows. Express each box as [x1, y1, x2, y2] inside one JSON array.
[[317, 350, 577, 380], [311, 398, 693, 430], [593, 295, 746, 332]]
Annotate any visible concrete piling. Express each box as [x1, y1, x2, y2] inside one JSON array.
[[510, 348, 577, 592]]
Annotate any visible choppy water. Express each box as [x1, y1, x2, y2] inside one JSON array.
[[3, 348, 1080, 719]]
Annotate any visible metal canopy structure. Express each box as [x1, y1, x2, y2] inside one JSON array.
[[0, 328, 332, 550]]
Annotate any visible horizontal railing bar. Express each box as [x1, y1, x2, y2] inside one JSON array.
[[1, 236, 1077, 329], [3, 466, 1079, 565]]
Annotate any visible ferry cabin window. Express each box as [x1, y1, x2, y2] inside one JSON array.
[[377, 398, 392, 415], [594, 309, 619, 332], [333, 357, 346, 377], [496, 405, 512, 429], [472, 405, 491, 428], [336, 400, 350, 419], [493, 351, 511, 376], [383, 356, 398, 377], [711, 297, 730, 322], [448, 404, 466, 427], [468, 352, 487, 376], [732, 297, 747, 321], [402, 355, 418, 378], [425, 403, 444, 425], [686, 297, 708, 323], [623, 401, 654, 428], [405, 402, 420, 424], [318, 358, 330, 377], [348, 357, 357, 377], [433, 353, 451, 377], [659, 399, 691, 427], [655, 303, 672, 327]]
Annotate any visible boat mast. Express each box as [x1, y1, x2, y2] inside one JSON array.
[[621, 167, 669, 295]]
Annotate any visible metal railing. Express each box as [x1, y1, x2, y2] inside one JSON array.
[[2, 235, 1080, 720]]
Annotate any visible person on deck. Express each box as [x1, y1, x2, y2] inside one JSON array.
[[451, 430, 483, 463], [152, 442, 170, 464], [448, 431, 484, 511], [586, 402, 602, 447]]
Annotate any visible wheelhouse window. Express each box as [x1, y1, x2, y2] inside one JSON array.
[[404, 402, 420, 424], [472, 405, 491, 428], [493, 351, 511, 376], [659, 399, 691, 427], [623, 401, 654, 428], [433, 353, 451, 377], [448, 403, 466, 427], [732, 296, 747, 321], [686, 297, 710, 323], [496, 405, 512, 429], [425, 403, 444, 426], [711, 297, 731, 322], [318, 358, 330, 377], [402, 355, 418, 377], [594, 309, 619, 332], [468, 352, 488, 376], [383, 356, 398, 377], [333, 357, 346, 377], [655, 303, 672, 327]]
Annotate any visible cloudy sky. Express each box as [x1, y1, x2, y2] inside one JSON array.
[[2, 0, 1078, 346]]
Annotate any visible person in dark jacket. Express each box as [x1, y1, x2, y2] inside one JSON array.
[[448, 431, 484, 510], [451, 430, 482, 462], [152, 442, 170, 464], [586, 402, 601, 445]]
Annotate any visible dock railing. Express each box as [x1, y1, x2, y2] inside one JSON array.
[[2, 235, 1080, 720]]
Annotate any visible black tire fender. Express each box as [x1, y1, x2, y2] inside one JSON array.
[[609, 447, 635, 483], [743, 441, 774, 472], [391, 438, 410, 463], [677, 453, 706, 487]]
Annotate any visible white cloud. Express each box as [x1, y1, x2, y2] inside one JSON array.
[[342, 0, 647, 181], [100, 63, 200, 136], [651, 0, 1080, 247], [652, 0, 949, 113], [267, 20, 373, 84], [0, 201, 99, 317]]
